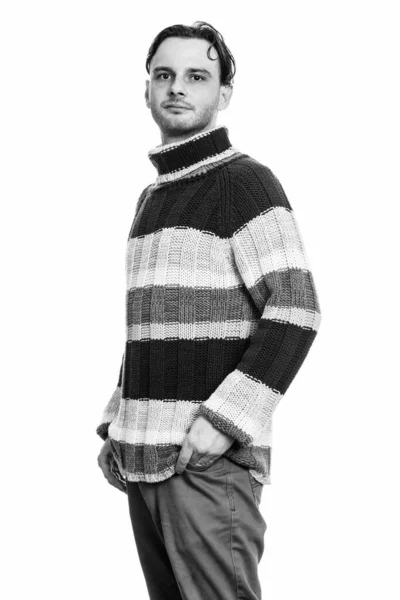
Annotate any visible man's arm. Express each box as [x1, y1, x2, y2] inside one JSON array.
[[96, 353, 124, 440], [198, 161, 322, 446], [95, 183, 153, 440]]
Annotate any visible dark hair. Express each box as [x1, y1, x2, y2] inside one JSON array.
[[145, 20, 236, 87]]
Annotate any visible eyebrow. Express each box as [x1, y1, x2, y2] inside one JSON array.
[[152, 66, 212, 77]]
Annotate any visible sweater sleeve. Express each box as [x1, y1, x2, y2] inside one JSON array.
[[95, 184, 152, 442], [198, 161, 322, 447], [96, 353, 124, 441]]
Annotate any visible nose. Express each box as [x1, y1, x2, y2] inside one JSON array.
[[168, 75, 187, 97]]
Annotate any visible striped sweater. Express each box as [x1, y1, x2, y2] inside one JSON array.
[[96, 125, 321, 485]]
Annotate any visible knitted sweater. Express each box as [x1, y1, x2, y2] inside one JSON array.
[[96, 125, 321, 485]]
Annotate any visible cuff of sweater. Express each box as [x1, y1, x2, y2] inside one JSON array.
[[96, 423, 110, 441], [197, 368, 282, 447], [95, 386, 122, 441]]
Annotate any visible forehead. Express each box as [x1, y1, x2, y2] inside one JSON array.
[[150, 37, 220, 74]]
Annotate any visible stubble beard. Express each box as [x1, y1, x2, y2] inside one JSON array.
[[150, 100, 219, 139]]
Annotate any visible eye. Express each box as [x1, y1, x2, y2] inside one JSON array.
[[155, 73, 205, 81]]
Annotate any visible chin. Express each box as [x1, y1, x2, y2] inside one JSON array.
[[161, 120, 198, 136]]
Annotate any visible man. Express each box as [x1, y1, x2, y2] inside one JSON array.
[[96, 20, 321, 600]]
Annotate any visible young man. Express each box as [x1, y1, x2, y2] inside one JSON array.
[[96, 21, 321, 600]]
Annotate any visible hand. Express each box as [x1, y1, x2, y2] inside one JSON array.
[[175, 415, 235, 474], [97, 437, 127, 493]]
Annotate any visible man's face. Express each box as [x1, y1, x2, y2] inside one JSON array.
[[145, 36, 231, 140]]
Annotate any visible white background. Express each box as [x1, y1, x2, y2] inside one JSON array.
[[1, 1, 399, 599]]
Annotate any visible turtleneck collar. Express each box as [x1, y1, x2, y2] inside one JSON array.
[[148, 125, 238, 184]]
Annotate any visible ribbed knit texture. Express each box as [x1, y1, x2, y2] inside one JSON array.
[[96, 125, 322, 484]]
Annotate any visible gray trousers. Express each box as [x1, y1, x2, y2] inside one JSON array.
[[126, 455, 267, 600]]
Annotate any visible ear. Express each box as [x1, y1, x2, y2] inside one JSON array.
[[218, 85, 233, 112], [144, 80, 150, 107]]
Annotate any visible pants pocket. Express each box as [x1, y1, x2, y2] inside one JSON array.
[[185, 456, 224, 472], [248, 471, 263, 506]]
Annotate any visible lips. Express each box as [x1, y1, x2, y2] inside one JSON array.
[[165, 104, 191, 109]]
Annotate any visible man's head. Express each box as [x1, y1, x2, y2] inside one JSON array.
[[144, 21, 236, 144]]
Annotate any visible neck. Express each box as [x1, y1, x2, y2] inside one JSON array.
[[160, 122, 219, 146], [148, 125, 240, 185]]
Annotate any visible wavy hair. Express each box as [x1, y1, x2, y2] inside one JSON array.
[[145, 20, 236, 87]]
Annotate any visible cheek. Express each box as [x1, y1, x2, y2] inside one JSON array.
[[199, 86, 220, 105], [148, 86, 164, 101]]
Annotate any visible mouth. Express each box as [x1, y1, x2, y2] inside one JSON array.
[[164, 104, 191, 110]]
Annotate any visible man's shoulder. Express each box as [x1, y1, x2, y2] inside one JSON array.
[[227, 153, 290, 210], [227, 153, 275, 181]]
